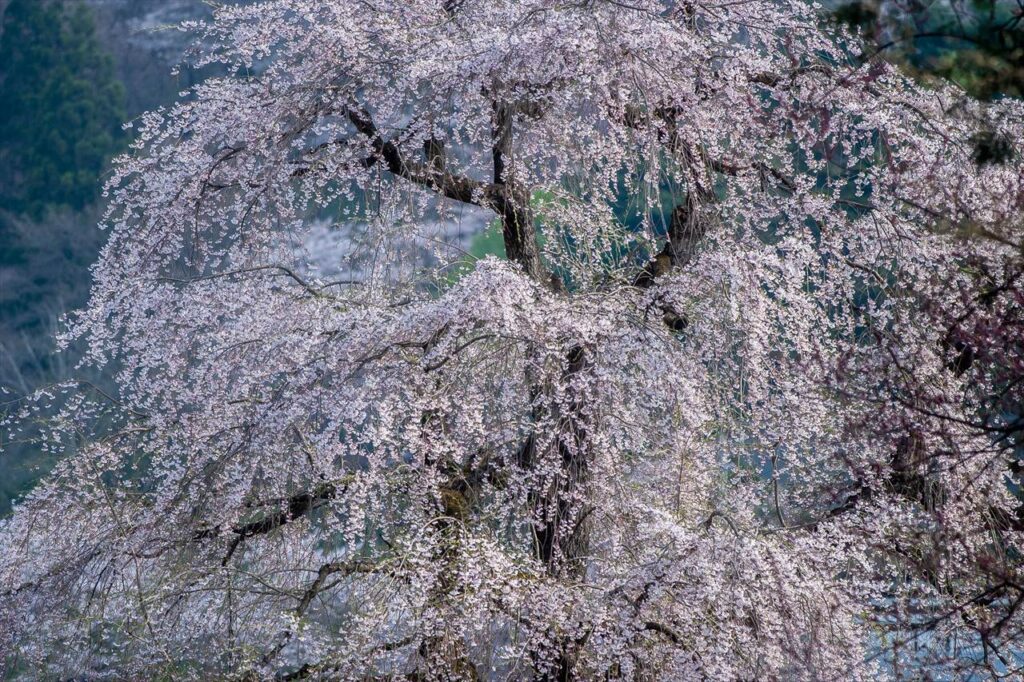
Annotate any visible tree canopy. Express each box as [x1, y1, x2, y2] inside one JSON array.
[[2, 1, 1024, 679]]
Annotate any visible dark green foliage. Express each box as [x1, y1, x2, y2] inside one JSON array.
[[833, 0, 878, 30], [971, 130, 1015, 166], [0, 0, 126, 218], [919, 0, 1024, 101], [831, 0, 1024, 100]]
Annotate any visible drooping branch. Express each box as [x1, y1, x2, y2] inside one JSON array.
[[195, 479, 347, 565], [262, 556, 385, 668], [346, 106, 485, 205], [631, 194, 707, 290], [643, 621, 682, 644], [158, 264, 347, 299], [614, 103, 720, 319], [346, 105, 550, 284]]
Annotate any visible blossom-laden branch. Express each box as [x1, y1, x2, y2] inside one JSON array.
[[345, 104, 550, 285], [3, 1, 1024, 680]]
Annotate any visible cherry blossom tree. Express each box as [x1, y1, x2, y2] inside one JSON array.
[[3, 0, 1024, 679]]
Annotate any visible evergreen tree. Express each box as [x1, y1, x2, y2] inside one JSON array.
[[833, 0, 1024, 100], [0, 0, 125, 218]]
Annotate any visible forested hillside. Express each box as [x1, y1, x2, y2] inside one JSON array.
[[0, 0, 210, 510]]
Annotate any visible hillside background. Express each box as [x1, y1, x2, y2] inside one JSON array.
[[0, 0, 211, 509]]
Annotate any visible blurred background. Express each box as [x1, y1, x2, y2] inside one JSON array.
[[0, 0, 1021, 512], [0, 0, 213, 509]]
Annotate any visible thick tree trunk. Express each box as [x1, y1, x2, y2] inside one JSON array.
[[351, 98, 712, 679], [492, 102, 549, 285]]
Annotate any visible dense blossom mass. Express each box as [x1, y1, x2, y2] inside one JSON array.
[[2, 0, 1024, 679]]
